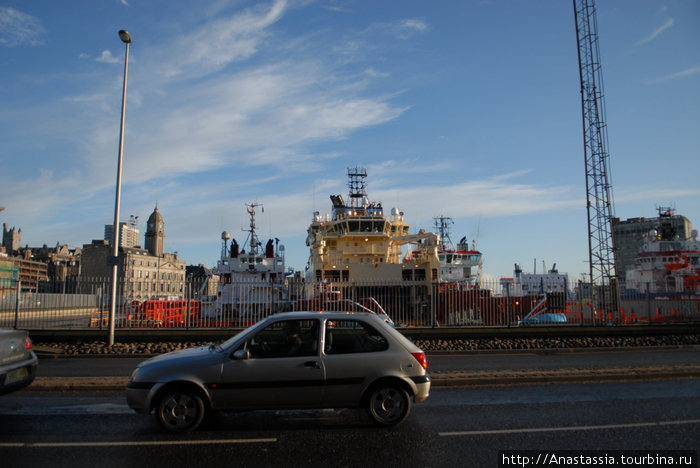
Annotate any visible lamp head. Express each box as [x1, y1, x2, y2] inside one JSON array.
[[118, 30, 132, 44]]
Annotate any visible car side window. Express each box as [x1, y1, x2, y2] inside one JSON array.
[[245, 319, 319, 359], [324, 320, 388, 354]]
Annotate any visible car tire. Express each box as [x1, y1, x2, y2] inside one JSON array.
[[365, 384, 411, 426], [155, 387, 206, 433]]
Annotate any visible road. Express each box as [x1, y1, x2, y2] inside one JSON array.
[[27, 347, 700, 391], [1, 380, 698, 467], [33, 347, 700, 376]]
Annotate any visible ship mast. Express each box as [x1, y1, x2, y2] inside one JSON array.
[[433, 216, 454, 250], [347, 166, 368, 209], [244, 202, 263, 255]]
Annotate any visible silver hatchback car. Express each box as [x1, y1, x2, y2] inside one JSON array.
[[127, 311, 430, 432]]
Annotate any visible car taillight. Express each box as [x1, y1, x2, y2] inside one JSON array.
[[411, 352, 427, 370], [25, 337, 33, 350]]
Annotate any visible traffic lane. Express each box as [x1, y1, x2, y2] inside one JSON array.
[[1, 381, 699, 467], [35, 357, 143, 377], [427, 347, 700, 372], [34, 347, 700, 377]]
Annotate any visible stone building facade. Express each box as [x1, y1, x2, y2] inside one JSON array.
[[80, 206, 185, 302], [2, 223, 21, 255]]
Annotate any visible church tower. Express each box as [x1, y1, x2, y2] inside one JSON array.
[[145, 205, 165, 257]]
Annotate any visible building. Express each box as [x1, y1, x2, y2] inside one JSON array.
[[104, 218, 140, 249], [612, 208, 693, 283], [6, 257, 49, 292], [81, 206, 185, 302], [18, 243, 82, 283], [2, 223, 21, 255]]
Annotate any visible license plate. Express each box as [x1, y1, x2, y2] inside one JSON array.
[[5, 367, 28, 384]]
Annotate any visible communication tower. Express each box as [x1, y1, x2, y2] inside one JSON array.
[[573, 0, 619, 314]]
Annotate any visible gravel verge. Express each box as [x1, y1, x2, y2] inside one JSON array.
[[34, 334, 700, 356]]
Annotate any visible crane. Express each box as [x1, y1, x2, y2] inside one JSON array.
[[573, 0, 619, 318]]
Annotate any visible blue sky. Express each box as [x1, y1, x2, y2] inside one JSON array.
[[1, 0, 699, 282]]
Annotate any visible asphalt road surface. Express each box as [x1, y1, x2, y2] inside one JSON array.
[[33, 347, 700, 377], [1, 380, 698, 467]]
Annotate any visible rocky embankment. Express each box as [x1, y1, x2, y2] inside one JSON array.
[[36, 333, 700, 356]]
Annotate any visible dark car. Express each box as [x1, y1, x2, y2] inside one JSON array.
[[0, 329, 38, 395]]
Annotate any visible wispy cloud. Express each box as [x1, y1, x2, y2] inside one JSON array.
[[647, 64, 700, 84], [96, 50, 120, 64], [636, 17, 674, 45], [0, 7, 46, 47], [394, 19, 428, 39], [151, 0, 288, 81]]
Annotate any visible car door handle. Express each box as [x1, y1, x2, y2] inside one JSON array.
[[304, 361, 321, 369]]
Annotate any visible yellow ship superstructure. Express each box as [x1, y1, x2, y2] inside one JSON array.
[[305, 167, 439, 283]]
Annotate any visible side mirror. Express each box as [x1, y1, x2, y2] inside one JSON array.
[[233, 349, 250, 360]]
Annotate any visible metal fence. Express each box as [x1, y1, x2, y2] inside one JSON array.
[[1, 276, 698, 330]]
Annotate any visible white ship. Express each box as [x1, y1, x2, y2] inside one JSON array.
[[625, 208, 700, 293], [201, 203, 289, 322], [432, 216, 482, 285]]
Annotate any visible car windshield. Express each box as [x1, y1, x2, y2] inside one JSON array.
[[217, 320, 270, 350]]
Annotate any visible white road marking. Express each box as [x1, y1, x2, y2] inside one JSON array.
[[439, 419, 700, 437], [0, 438, 277, 448], [0, 403, 132, 415]]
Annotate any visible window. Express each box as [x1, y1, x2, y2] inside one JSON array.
[[244, 319, 319, 359], [324, 320, 388, 354]]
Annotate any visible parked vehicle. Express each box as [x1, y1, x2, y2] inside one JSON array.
[[0, 329, 38, 395], [126, 311, 430, 432]]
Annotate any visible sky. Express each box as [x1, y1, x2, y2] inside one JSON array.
[[1, 0, 699, 282]]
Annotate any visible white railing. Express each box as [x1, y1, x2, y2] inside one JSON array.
[[1, 276, 698, 329]]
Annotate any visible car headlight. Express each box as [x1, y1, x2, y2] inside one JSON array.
[[128, 367, 139, 384]]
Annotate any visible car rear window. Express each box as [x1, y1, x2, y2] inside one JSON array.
[[324, 320, 388, 354]]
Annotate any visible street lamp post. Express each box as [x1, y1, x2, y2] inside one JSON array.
[[109, 30, 132, 346]]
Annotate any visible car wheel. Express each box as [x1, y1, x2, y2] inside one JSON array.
[[365, 384, 411, 426], [155, 388, 206, 433]]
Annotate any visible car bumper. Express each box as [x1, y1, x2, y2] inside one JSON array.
[[126, 381, 156, 413], [0, 353, 38, 396], [411, 374, 431, 403]]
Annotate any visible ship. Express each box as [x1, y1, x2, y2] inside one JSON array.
[[625, 207, 700, 294], [201, 203, 290, 323], [431, 216, 482, 285], [305, 167, 440, 284]]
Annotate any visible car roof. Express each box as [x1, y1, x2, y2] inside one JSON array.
[[265, 310, 384, 322]]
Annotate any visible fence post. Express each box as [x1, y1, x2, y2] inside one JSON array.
[[186, 281, 191, 331], [646, 283, 651, 325], [14, 281, 21, 329], [505, 283, 511, 327], [96, 282, 103, 330]]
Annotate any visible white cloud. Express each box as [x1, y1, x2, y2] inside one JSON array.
[[96, 50, 120, 64], [151, 0, 288, 80], [647, 64, 700, 84], [394, 18, 428, 39], [0, 7, 46, 46], [636, 17, 674, 45]]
